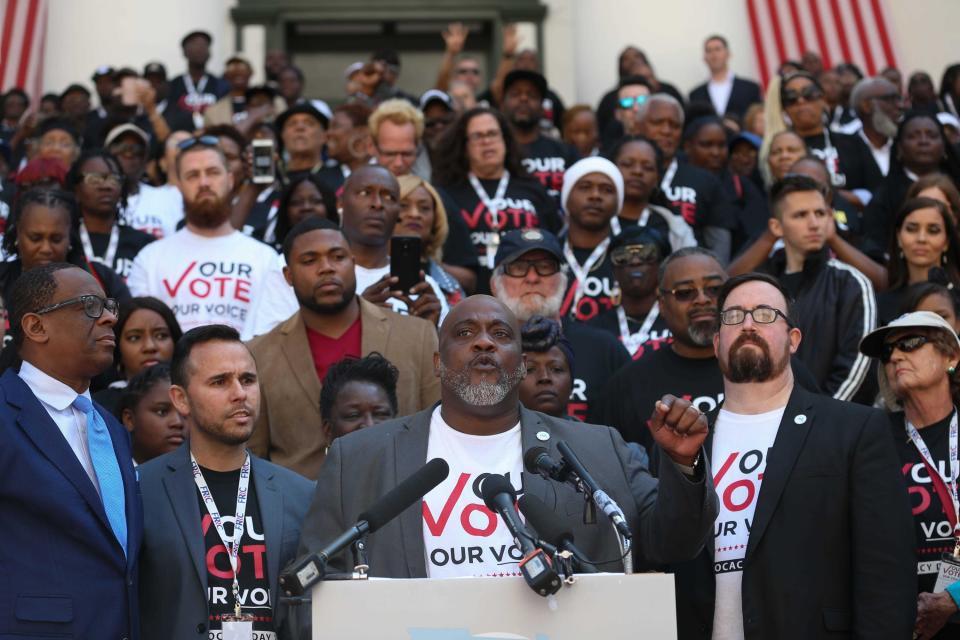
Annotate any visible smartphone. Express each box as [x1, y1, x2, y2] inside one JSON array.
[[390, 236, 422, 293], [251, 139, 275, 184]]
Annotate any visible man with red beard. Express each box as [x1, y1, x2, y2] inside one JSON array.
[[128, 138, 297, 339], [669, 272, 915, 640]]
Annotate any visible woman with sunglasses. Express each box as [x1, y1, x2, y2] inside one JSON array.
[[68, 150, 156, 279], [587, 226, 672, 358], [859, 311, 960, 639], [863, 112, 960, 262]]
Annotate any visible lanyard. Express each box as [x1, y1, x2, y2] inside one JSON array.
[[183, 73, 208, 98], [906, 410, 959, 536], [617, 302, 660, 355], [660, 159, 679, 192], [192, 452, 251, 617], [610, 217, 622, 236], [468, 171, 510, 269], [563, 237, 611, 311], [79, 222, 119, 269]]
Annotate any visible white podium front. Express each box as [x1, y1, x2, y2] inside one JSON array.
[[310, 572, 677, 639]]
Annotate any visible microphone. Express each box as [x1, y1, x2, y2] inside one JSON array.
[[518, 494, 596, 573], [280, 458, 450, 595], [480, 474, 561, 597], [525, 443, 633, 540]]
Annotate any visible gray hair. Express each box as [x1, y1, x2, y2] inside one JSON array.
[[637, 93, 685, 127], [849, 76, 897, 115], [658, 246, 721, 286]]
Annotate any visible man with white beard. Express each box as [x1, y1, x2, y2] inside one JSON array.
[[297, 294, 718, 590], [487, 228, 629, 420], [848, 77, 904, 206]]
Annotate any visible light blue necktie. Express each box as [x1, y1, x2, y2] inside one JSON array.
[[74, 395, 127, 557]]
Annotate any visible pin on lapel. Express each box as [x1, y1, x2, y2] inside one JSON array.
[[794, 414, 807, 425], [536, 431, 550, 441]]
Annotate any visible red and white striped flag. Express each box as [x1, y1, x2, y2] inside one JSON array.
[[0, 0, 48, 104], [746, 0, 898, 87]]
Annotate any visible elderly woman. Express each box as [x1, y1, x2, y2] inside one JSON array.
[[860, 311, 960, 639]]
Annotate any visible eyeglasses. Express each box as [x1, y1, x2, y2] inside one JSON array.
[[782, 85, 824, 107], [34, 294, 119, 319], [377, 148, 417, 161], [177, 135, 219, 151], [503, 258, 561, 278], [880, 334, 930, 363], [611, 244, 659, 266], [456, 67, 481, 76], [720, 306, 791, 326], [871, 92, 903, 104], [81, 172, 121, 188], [467, 129, 502, 144], [618, 95, 649, 110], [659, 284, 723, 303]]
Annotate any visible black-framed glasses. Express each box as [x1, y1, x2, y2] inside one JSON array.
[[659, 284, 723, 303], [34, 295, 118, 319], [503, 258, 560, 278], [611, 244, 659, 267], [177, 135, 219, 151], [880, 334, 930, 363], [618, 95, 649, 110], [720, 306, 791, 326], [782, 85, 824, 107]]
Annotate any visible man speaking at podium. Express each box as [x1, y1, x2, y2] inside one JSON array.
[[297, 294, 718, 581]]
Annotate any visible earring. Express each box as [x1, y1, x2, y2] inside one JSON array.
[[949, 365, 956, 375]]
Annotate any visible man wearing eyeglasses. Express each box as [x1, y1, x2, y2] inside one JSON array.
[[759, 175, 876, 401], [609, 75, 652, 143], [848, 77, 904, 206], [669, 270, 915, 640], [0, 263, 142, 638]]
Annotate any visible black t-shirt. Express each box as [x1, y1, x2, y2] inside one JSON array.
[[167, 73, 228, 123], [241, 186, 281, 238], [520, 135, 579, 201], [563, 317, 630, 422], [439, 177, 560, 292], [86, 223, 156, 279], [559, 242, 618, 322], [891, 412, 960, 601], [197, 466, 276, 637], [803, 131, 867, 191], [662, 161, 739, 233], [720, 170, 770, 256], [587, 305, 672, 360], [862, 168, 916, 261]]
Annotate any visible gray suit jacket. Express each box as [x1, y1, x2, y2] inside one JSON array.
[[297, 404, 718, 577], [138, 442, 314, 640]]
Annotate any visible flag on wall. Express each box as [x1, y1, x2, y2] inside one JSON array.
[[746, 0, 897, 87], [0, 0, 49, 103]]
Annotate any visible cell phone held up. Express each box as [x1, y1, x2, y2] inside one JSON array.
[[251, 139, 276, 185], [390, 236, 422, 293]]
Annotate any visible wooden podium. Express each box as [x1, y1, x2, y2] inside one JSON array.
[[311, 572, 677, 639]]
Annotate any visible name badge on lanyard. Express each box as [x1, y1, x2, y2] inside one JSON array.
[[469, 171, 510, 269]]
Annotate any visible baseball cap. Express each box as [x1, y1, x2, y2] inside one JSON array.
[[859, 311, 960, 358], [91, 66, 114, 81], [502, 70, 547, 99], [493, 229, 563, 269], [181, 30, 213, 48], [729, 131, 762, 150], [609, 225, 670, 258], [343, 61, 365, 80], [937, 112, 960, 131], [276, 102, 330, 132], [105, 123, 150, 148], [143, 62, 167, 79], [245, 84, 277, 102], [419, 89, 454, 112]]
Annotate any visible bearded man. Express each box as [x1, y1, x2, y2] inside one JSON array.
[[297, 294, 717, 596], [668, 272, 916, 640], [128, 137, 297, 340]]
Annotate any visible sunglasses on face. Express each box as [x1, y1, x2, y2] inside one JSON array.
[[782, 85, 824, 107], [177, 135, 219, 151], [34, 294, 119, 319], [720, 306, 792, 326], [503, 258, 560, 278], [880, 334, 930, 363], [81, 172, 121, 188], [611, 244, 659, 266], [660, 284, 723, 303], [618, 95, 649, 110]]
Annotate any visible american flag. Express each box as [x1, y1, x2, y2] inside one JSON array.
[[746, 0, 898, 87], [0, 0, 48, 104]]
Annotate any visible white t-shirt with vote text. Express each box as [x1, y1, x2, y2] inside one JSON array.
[[120, 183, 184, 239], [127, 227, 297, 340], [423, 407, 524, 579], [710, 406, 784, 640]]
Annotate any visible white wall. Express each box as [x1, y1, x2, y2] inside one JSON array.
[[39, 0, 960, 107]]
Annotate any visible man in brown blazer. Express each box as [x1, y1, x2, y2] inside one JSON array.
[[248, 218, 440, 479]]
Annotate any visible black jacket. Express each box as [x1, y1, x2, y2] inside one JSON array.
[[671, 386, 916, 640], [688, 76, 762, 118], [760, 247, 876, 400]]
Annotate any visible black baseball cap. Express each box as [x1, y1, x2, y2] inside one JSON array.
[[419, 89, 454, 112], [494, 228, 563, 269], [181, 30, 212, 48], [276, 102, 329, 131], [245, 84, 277, 102], [143, 62, 167, 79], [609, 225, 670, 259], [502, 70, 547, 99]]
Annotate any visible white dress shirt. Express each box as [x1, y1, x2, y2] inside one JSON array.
[[707, 71, 735, 116], [19, 360, 101, 495]]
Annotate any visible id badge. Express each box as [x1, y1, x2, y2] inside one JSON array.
[[221, 613, 255, 640], [934, 553, 960, 593]]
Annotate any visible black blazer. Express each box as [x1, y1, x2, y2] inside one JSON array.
[[689, 77, 762, 118], [671, 386, 916, 640]]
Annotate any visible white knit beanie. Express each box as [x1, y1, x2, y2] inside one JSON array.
[[560, 156, 624, 215]]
